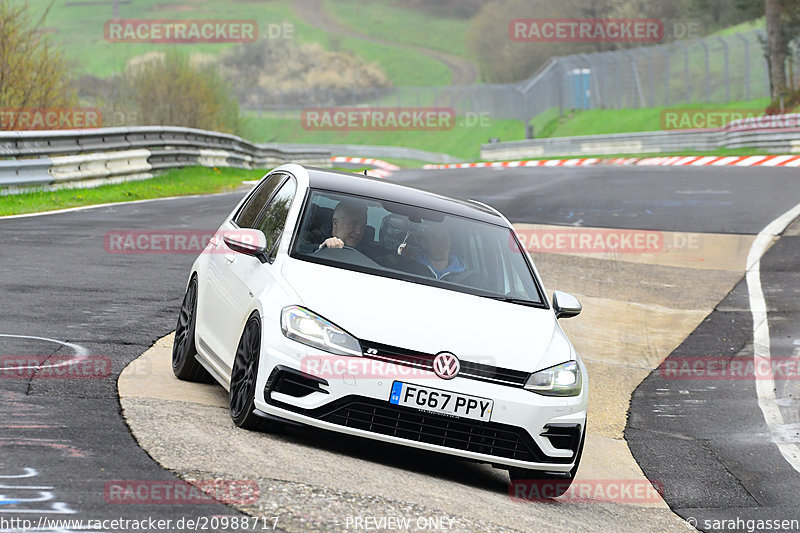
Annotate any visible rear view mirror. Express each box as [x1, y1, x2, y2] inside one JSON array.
[[223, 229, 269, 263], [552, 291, 582, 319]]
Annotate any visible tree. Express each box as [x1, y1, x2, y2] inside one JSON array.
[[766, 0, 787, 99], [121, 51, 240, 134], [0, 2, 75, 128]]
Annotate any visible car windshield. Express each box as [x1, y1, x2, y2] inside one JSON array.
[[290, 189, 544, 306]]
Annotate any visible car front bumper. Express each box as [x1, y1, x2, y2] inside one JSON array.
[[253, 334, 588, 473]]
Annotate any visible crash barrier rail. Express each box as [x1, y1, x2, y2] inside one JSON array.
[[269, 143, 462, 164], [480, 113, 800, 161], [0, 126, 332, 191]]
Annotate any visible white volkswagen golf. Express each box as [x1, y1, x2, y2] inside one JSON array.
[[172, 163, 588, 492]]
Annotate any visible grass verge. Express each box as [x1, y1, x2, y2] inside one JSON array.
[[0, 166, 268, 216], [530, 98, 796, 138], [476, 147, 795, 164], [242, 114, 524, 160]]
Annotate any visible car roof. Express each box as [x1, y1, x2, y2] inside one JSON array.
[[302, 167, 506, 225]]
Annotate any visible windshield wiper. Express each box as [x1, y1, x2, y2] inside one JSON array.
[[483, 295, 540, 307]]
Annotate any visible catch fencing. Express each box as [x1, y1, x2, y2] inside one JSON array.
[[243, 30, 789, 125]]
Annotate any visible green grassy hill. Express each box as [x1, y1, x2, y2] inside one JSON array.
[[32, 0, 461, 85], [324, 0, 472, 59]]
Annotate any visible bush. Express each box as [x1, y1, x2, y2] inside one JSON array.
[[119, 51, 240, 134], [219, 39, 391, 108]]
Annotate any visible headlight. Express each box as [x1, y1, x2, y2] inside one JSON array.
[[524, 360, 582, 396], [280, 306, 362, 356]]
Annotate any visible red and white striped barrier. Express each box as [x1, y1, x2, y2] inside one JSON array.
[[423, 154, 800, 170], [423, 158, 601, 169], [635, 154, 800, 167], [332, 156, 399, 179]]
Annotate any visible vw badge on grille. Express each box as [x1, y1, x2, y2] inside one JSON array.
[[433, 352, 460, 380]]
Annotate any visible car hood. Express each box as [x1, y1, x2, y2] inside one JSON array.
[[281, 259, 573, 373]]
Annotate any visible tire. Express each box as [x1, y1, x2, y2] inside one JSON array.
[[172, 275, 214, 383], [508, 427, 586, 499], [229, 314, 273, 431]]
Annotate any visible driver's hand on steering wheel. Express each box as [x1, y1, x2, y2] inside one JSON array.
[[319, 237, 345, 250]]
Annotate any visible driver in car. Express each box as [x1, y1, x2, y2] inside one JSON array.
[[319, 201, 368, 250], [412, 223, 466, 280]]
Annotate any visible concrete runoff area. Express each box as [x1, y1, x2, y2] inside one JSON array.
[[118, 224, 752, 531]]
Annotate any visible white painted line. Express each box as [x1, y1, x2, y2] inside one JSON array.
[[746, 201, 800, 474], [0, 468, 37, 479], [0, 334, 88, 356]]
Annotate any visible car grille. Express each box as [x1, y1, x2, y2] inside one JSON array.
[[359, 340, 530, 388], [319, 397, 567, 463]]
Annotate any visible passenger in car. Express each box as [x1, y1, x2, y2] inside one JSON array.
[[411, 223, 466, 280]]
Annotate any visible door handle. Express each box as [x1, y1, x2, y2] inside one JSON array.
[[225, 253, 236, 263]]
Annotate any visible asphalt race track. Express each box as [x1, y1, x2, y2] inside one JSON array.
[[2, 164, 800, 532]]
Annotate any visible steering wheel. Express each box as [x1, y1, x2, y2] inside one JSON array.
[[312, 244, 359, 254]]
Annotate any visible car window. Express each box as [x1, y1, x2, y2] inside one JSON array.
[[255, 177, 297, 259], [235, 173, 283, 228], [291, 189, 544, 306]]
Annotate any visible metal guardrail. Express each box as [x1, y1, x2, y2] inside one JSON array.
[[268, 143, 463, 164], [481, 114, 800, 160], [0, 126, 332, 191]]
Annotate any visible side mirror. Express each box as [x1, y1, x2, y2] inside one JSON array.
[[223, 229, 269, 263], [552, 291, 582, 319]]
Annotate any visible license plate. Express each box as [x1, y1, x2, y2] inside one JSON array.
[[389, 381, 493, 422]]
